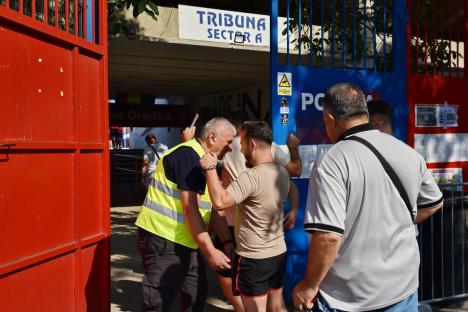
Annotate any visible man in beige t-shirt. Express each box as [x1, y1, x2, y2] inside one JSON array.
[[201, 121, 290, 312]]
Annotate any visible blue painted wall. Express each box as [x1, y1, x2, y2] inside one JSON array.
[[270, 0, 408, 302]]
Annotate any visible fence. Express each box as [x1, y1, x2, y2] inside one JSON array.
[[110, 150, 146, 206], [110, 150, 142, 184], [277, 0, 394, 71], [419, 182, 468, 303], [408, 0, 465, 77]]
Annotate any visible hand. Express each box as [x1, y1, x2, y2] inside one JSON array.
[[199, 152, 217, 171], [181, 127, 196, 142], [283, 210, 297, 230], [205, 247, 231, 271], [286, 133, 300, 149], [223, 241, 235, 260], [292, 280, 318, 311]]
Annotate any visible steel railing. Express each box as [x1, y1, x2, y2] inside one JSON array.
[[110, 150, 143, 184], [419, 182, 468, 303]]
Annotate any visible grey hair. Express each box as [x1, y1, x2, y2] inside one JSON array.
[[323, 83, 368, 120], [199, 117, 236, 139]]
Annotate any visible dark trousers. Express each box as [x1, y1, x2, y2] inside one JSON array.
[[138, 228, 207, 312]]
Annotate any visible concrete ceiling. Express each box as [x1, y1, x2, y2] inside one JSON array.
[[108, 37, 270, 97]]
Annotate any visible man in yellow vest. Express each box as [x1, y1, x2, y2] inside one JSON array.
[[135, 117, 236, 311]]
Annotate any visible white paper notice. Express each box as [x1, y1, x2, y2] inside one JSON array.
[[414, 133, 468, 163], [415, 104, 459, 128], [278, 144, 333, 179]]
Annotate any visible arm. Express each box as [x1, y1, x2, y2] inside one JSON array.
[[200, 152, 236, 210], [415, 158, 443, 224], [180, 189, 231, 270], [292, 231, 342, 311], [141, 159, 149, 176], [415, 201, 443, 224], [210, 210, 235, 259], [210, 210, 233, 243], [285, 134, 302, 177], [284, 180, 299, 230], [141, 158, 149, 185]]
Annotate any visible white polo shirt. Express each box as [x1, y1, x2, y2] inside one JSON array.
[[304, 123, 443, 311]]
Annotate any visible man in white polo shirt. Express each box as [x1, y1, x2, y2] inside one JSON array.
[[292, 83, 443, 312]]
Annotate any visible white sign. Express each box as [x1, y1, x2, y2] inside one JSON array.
[[415, 103, 458, 128], [178, 5, 292, 48], [279, 144, 332, 179], [280, 107, 289, 114], [414, 133, 468, 163], [429, 168, 463, 191]]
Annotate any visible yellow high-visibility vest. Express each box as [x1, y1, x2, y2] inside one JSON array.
[[135, 139, 211, 249]]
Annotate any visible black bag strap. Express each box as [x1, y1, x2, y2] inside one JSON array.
[[345, 136, 415, 221], [148, 145, 160, 160]]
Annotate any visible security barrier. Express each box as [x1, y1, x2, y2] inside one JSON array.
[[419, 183, 468, 303], [109, 150, 147, 207], [110, 150, 143, 184]]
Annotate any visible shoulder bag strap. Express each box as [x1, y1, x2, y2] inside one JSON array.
[[148, 145, 160, 160], [345, 136, 415, 222]]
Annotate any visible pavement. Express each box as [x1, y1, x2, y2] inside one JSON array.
[[110, 206, 468, 312], [110, 206, 234, 312]]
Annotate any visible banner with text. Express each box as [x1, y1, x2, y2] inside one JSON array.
[[179, 5, 292, 48]]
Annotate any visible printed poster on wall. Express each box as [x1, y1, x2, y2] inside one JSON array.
[[429, 168, 463, 191], [415, 104, 458, 128]]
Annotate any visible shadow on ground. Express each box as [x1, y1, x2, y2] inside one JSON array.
[[110, 207, 235, 312], [111, 208, 143, 312], [111, 183, 146, 207]]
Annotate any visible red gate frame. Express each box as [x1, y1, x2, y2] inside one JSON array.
[[0, 0, 109, 309], [406, 0, 468, 178]]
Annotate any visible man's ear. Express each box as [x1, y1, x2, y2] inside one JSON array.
[[249, 139, 256, 151], [324, 110, 336, 128], [208, 132, 216, 146]]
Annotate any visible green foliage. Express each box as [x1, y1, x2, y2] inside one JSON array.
[[108, 0, 159, 35], [283, 0, 392, 69], [409, 0, 463, 73]]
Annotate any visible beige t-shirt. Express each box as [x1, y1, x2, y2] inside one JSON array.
[[221, 136, 290, 225], [226, 162, 290, 259]]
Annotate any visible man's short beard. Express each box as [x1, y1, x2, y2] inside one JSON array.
[[245, 161, 253, 168]]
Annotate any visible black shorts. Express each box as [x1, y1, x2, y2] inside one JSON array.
[[213, 226, 235, 278], [232, 252, 287, 297]]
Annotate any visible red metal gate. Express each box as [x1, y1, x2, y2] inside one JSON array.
[[407, 0, 467, 303], [0, 0, 109, 309], [407, 0, 467, 171]]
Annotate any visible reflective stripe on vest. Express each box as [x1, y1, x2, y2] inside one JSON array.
[[143, 196, 209, 226], [149, 178, 211, 210], [135, 139, 211, 249]]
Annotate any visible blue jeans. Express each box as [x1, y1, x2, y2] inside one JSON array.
[[314, 290, 418, 312]]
